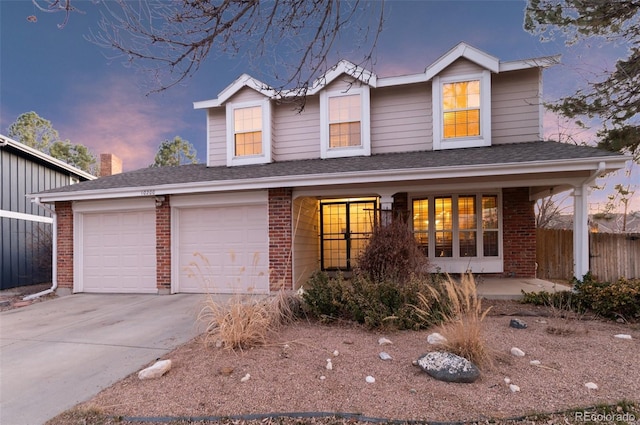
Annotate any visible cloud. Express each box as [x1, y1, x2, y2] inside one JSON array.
[[59, 74, 188, 171]]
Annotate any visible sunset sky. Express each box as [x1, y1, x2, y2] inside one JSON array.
[[1, 0, 637, 212]]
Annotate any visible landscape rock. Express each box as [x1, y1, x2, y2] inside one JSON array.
[[585, 382, 598, 390], [416, 352, 480, 383], [529, 360, 541, 366], [326, 359, 333, 370], [378, 337, 393, 345], [510, 347, 525, 357], [614, 334, 632, 340], [509, 384, 521, 393], [509, 318, 528, 329], [333, 350, 340, 356], [240, 373, 251, 382], [427, 332, 447, 345], [379, 352, 393, 361], [138, 359, 172, 380], [504, 377, 511, 384], [365, 375, 376, 383]]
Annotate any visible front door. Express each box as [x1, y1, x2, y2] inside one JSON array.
[[320, 199, 377, 271]]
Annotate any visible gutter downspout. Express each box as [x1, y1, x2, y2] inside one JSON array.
[[23, 198, 57, 301]]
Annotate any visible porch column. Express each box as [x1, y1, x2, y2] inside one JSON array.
[[379, 193, 394, 226], [573, 183, 589, 279]]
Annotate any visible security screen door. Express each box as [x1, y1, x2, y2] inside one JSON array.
[[320, 199, 377, 271]]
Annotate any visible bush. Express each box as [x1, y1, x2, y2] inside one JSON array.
[[522, 273, 640, 322], [356, 218, 429, 284], [302, 271, 447, 330], [576, 275, 640, 321]]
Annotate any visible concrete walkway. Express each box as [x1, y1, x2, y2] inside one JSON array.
[[0, 293, 207, 425], [477, 277, 571, 300]]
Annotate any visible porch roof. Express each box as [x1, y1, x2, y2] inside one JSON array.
[[31, 141, 629, 202]]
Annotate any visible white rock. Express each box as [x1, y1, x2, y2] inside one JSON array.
[[138, 359, 172, 380], [427, 332, 447, 345], [240, 373, 251, 382], [614, 334, 632, 340], [585, 382, 598, 390], [326, 359, 333, 370], [215, 339, 223, 348], [333, 350, 340, 356], [365, 375, 376, 383], [504, 377, 511, 384], [378, 337, 392, 345], [320, 375, 326, 380], [529, 360, 541, 366], [510, 347, 525, 357], [509, 384, 521, 393], [379, 352, 393, 361]]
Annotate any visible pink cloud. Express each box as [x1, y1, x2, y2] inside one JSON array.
[[59, 75, 186, 171]]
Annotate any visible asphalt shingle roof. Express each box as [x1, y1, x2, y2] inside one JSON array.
[[37, 141, 626, 195]]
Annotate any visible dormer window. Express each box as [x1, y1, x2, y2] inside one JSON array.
[[433, 71, 491, 150], [320, 86, 371, 158], [443, 80, 480, 138], [226, 99, 271, 166], [234, 106, 262, 156]]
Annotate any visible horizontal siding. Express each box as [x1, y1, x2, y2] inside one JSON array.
[[491, 69, 542, 144], [371, 84, 432, 154], [439, 58, 483, 77], [207, 108, 226, 166], [273, 97, 321, 161]]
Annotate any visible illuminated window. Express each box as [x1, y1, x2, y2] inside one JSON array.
[[226, 99, 271, 166], [443, 80, 480, 139], [329, 95, 361, 148], [432, 71, 491, 150], [234, 106, 262, 156], [411, 194, 500, 260], [320, 86, 371, 158]]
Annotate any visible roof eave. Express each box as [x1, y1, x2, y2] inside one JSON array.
[[30, 154, 630, 203]]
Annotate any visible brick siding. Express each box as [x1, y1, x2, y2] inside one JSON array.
[[156, 196, 171, 292], [268, 188, 293, 291], [502, 187, 536, 277], [55, 201, 74, 291]]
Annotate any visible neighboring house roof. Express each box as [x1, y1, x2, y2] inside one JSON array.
[[193, 42, 561, 109], [0, 134, 96, 181], [32, 141, 628, 202]]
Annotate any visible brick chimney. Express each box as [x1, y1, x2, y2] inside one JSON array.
[[99, 153, 122, 177]]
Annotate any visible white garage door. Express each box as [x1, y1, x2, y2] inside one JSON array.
[[81, 210, 157, 293], [176, 204, 269, 294]]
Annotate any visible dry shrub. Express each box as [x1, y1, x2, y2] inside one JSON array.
[[414, 273, 493, 368], [197, 290, 300, 351]]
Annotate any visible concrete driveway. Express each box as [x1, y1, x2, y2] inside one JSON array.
[[0, 293, 207, 425]]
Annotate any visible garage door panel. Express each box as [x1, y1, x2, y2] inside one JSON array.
[[81, 210, 156, 293], [177, 204, 269, 294]]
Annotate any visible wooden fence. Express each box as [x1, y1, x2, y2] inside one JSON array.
[[536, 229, 640, 281]]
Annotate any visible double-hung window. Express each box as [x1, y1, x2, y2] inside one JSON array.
[[226, 100, 271, 166], [320, 86, 371, 158], [412, 193, 502, 272], [432, 71, 491, 150]]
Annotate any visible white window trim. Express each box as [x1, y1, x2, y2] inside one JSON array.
[[226, 99, 272, 166], [410, 192, 503, 273], [320, 86, 371, 159], [432, 71, 492, 150]]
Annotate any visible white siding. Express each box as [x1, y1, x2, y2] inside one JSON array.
[[273, 97, 321, 161], [293, 197, 319, 288], [371, 84, 432, 154], [439, 58, 484, 77], [491, 68, 541, 144], [207, 108, 226, 166]]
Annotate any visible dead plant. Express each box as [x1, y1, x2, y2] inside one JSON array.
[[197, 290, 301, 351], [413, 273, 493, 368]]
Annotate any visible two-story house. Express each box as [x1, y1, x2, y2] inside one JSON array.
[[32, 43, 630, 296]]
